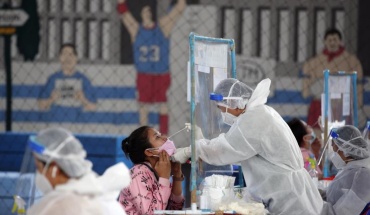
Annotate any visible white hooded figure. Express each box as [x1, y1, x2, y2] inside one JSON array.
[[25, 127, 130, 215], [325, 125, 370, 215], [173, 78, 324, 214]]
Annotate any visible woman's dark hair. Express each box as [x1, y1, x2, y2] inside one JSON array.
[[121, 126, 153, 164], [287, 118, 307, 147]]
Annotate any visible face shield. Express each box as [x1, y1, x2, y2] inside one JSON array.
[[12, 136, 46, 214], [209, 93, 242, 126], [330, 126, 369, 160], [13, 128, 92, 213], [210, 79, 253, 127], [210, 93, 244, 108], [210, 79, 253, 110], [318, 128, 344, 167]]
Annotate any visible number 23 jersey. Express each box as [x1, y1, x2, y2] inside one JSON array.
[[133, 25, 169, 74]]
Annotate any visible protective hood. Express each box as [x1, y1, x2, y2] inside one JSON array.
[[98, 162, 131, 195], [247, 78, 271, 110], [56, 163, 131, 197]]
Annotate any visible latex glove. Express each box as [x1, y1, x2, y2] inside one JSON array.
[[171, 146, 191, 164], [184, 123, 204, 140], [185, 123, 191, 132]]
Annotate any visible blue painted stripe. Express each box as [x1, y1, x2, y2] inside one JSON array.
[[268, 91, 370, 105], [0, 110, 305, 124], [268, 90, 311, 104], [5, 107, 159, 124], [1, 85, 370, 105], [12, 85, 43, 98], [0, 86, 5, 97], [1, 85, 137, 99], [0, 111, 4, 121], [94, 86, 136, 99], [0, 111, 368, 129], [364, 92, 370, 105]]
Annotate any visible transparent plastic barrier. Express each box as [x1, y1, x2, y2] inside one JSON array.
[[189, 33, 236, 205]]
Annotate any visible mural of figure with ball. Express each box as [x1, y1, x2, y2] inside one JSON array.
[[38, 44, 97, 112]]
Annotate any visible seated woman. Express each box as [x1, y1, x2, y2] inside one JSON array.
[[326, 125, 370, 215], [118, 126, 185, 214], [287, 118, 323, 179]]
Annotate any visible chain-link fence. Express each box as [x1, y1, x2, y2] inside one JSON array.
[[0, 0, 370, 213], [1, 0, 368, 136]]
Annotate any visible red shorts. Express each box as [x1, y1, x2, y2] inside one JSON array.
[[137, 73, 171, 103], [307, 99, 321, 128]]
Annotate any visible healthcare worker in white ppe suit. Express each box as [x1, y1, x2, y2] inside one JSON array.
[[24, 127, 131, 215], [173, 78, 324, 214], [324, 125, 370, 215]]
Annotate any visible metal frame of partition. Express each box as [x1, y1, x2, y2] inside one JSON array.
[[322, 69, 358, 178], [323, 69, 358, 141], [188, 32, 237, 204]]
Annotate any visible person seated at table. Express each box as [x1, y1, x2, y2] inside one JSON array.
[[287, 118, 323, 179], [118, 126, 185, 214]]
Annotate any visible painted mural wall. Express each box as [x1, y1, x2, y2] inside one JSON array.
[[0, 0, 369, 141]]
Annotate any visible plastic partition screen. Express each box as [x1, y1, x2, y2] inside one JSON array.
[[322, 70, 358, 178], [322, 70, 358, 131], [188, 32, 236, 204]]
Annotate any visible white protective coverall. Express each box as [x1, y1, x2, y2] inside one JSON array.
[[195, 79, 324, 214], [28, 163, 130, 215], [325, 157, 370, 215]]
